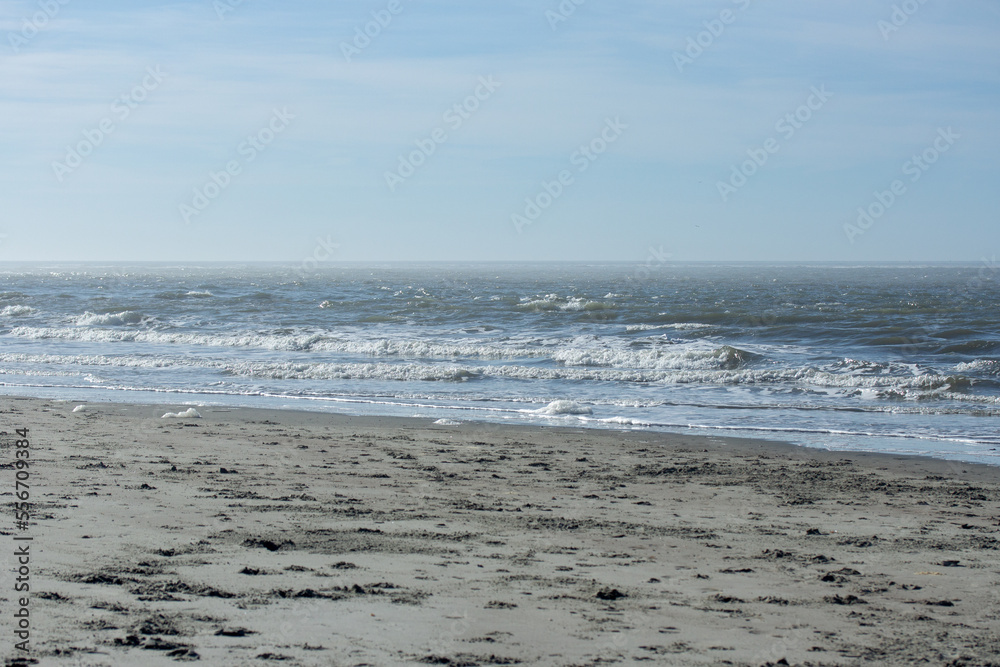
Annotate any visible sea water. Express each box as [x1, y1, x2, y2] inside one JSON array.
[[1, 262, 997, 465]]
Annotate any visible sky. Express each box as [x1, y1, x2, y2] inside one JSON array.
[[1, 0, 998, 263]]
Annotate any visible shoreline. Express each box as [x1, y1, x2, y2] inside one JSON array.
[[2, 388, 996, 470], [30, 394, 1000, 477], [2, 395, 998, 665]]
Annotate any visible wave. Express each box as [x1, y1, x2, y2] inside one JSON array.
[[832, 358, 922, 375], [587, 416, 1000, 448], [75, 311, 151, 326], [552, 344, 761, 371], [8, 326, 340, 352], [153, 290, 214, 300], [935, 328, 982, 340], [224, 360, 480, 382], [938, 340, 1000, 355], [0, 366, 85, 378], [0, 353, 178, 369], [624, 323, 713, 333], [530, 399, 592, 416], [0, 305, 35, 317], [955, 359, 1000, 376], [6, 327, 763, 371], [219, 362, 1000, 404], [3, 350, 993, 402], [517, 294, 614, 312]]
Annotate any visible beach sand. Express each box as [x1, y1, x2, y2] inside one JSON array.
[[1, 396, 998, 666]]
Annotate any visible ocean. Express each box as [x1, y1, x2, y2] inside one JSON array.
[[1, 262, 998, 465]]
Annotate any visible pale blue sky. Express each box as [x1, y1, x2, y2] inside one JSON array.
[[1, 0, 998, 262]]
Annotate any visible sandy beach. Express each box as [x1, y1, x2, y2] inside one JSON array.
[[1, 395, 998, 666]]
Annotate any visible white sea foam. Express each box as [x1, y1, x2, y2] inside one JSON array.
[[531, 400, 592, 415], [0, 305, 35, 317], [625, 323, 712, 333], [517, 294, 613, 312], [225, 360, 480, 382], [2, 351, 991, 404], [8, 327, 533, 358], [552, 344, 759, 371], [75, 311, 149, 326], [0, 352, 177, 369], [162, 408, 201, 419], [14, 326, 742, 369], [72, 405, 86, 413], [593, 415, 649, 426], [433, 418, 462, 425], [955, 359, 1000, 375]]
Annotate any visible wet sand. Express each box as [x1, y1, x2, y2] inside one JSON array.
[[1, 396, 998, 666]]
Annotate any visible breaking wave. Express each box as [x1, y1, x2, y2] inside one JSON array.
[[75, 311, 151, 326], [0, 305, 35, 317], [531, 400, 592, 415], [7, 327, 763, 371]]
